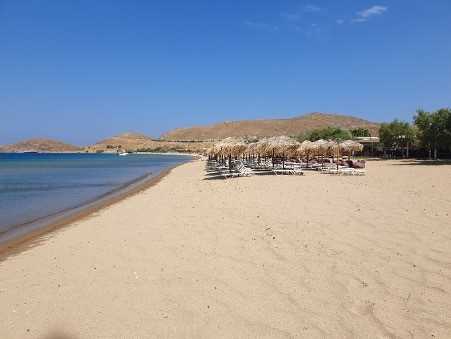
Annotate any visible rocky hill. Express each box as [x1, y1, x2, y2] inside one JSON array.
[[1, 113, 380, 154], [86, 132, 155, 152], [161, 112, 379, 141], [0, 138, 82, 153], [85, 132, 211, 154]]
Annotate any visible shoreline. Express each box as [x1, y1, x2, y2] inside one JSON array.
[[0, 160, 192, 260]]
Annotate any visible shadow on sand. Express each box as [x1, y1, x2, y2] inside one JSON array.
[[203, 175, 230, 180], [391, 159, 451, 166]]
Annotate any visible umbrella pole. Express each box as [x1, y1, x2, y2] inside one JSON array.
[[283, 152, 285, 169], [272, 150, 274, 168], [228, 154, 232, 172]]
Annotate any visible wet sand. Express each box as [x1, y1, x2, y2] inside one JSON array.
[[0, 159, 450, 338]]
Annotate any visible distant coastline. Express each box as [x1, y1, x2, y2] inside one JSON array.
[[0, 112, 378, 155]]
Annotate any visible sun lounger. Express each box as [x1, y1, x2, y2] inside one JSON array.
[[272, 167, 304, 176], [338, 168, 366, 176]]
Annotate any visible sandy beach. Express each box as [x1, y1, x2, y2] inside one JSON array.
[[1, 159, 451, 338]]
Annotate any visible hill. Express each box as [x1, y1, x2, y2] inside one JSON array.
[[0, 138, 82, 153], [161, 112, 380, 141], [86, 132, 155, 152], [85, 132, 211, 154]]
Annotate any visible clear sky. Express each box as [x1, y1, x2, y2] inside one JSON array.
[[1, 0, 450, 145]]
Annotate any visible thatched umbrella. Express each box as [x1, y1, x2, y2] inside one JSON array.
[[354, 141, 364, 154], [214, 137, 247, 171], [340, 140, 364, 159], [308, 141, 320, 163], [212, 142, 224, 156], [298, 140, 314, 166], [248, 137, 270, 164], [251, 138, 272, 163], [265, 136, 300, 168], [312, 139, 328, 155], [246, 142, 258, 158], [215, 137, 247, 155], [324, 140, 364, 170], [206, 147, 216, 159], [312, 139, 331, 168], [255, 138, 270, 156], [211, 141, 223, 160], [325, 140, 341, 170]]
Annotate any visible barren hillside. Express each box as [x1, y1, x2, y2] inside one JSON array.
[[0, 138, 82, 153], [86, 132, 211, 153], [161, 112, 380, 141]]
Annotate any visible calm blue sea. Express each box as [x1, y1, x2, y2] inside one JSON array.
[[0, 153, 191, 236]]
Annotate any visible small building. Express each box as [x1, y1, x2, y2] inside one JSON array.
[[353, 137, 382, 157]]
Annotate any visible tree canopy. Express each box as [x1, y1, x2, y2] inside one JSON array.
[[379, 120, 415, 150], [414, 108, 451, 159], [350, 128, 371, 138], [298, 127, 352, 142]]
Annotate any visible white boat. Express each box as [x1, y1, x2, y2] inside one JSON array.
[[118, 152, 129, 156]]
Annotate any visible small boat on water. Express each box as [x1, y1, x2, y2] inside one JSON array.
[[118, 152, 129, 156]]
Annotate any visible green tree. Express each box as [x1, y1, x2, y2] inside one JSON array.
[[350, 128, 371, 138], [302, 127, 352, 142], [414, 108, 451, 159], [379, 120, 415, 157], [414, 110, 433, 158]]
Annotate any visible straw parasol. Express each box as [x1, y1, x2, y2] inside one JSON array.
[[313, 139, 331, 155], [213, 137, 248, 171], [311, 139, 331, 167], [265, 136, 299, 154], [250, 138, 268, 157], [245, 138, 270, 163], [214, 137, 247, 156], [324, 139, 364, 169], [339, 140, 364, 158], [326, 140, 341, 170], [206, 147, 216, 158], [246, 142, 258, 156], [265, 136, 300, 168], [297, 140, 314, 165]]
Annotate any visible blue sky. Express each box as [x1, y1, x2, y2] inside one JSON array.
[[1, 0, 450, 145]]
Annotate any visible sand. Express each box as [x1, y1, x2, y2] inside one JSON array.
[[0, 159, 450, 338]]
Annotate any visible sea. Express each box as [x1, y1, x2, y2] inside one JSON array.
[[0, 153, 191, 243]]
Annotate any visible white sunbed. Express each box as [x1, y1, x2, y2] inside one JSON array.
[[272, 166, 304, 176], [338, 168, 366, 176]]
